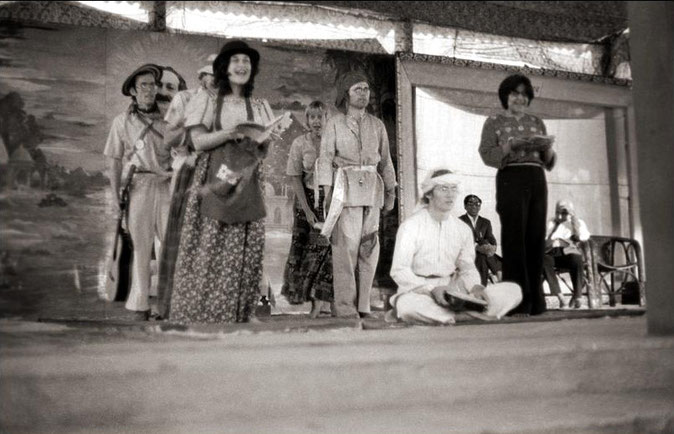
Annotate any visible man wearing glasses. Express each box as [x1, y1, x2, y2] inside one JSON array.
[[459, 194, 502, 286], [386, 169, 522, 325], [388, 170, 521, 324], [317, 71, 397, 318], [104, 64, 172, 321]]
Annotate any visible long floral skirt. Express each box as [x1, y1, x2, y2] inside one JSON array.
[[169, 153, 264, 324], [281, 188, 333, 304]]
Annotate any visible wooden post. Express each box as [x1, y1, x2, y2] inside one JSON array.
[[149, 1, 166, 32]]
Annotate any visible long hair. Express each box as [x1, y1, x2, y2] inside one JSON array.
[[213, 54, 259, 98]]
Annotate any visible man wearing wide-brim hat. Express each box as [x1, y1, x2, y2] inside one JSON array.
[[104, 63, 172, 321], [316, 70, 397, 318]]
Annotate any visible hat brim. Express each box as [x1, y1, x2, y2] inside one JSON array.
[[213, 46, 260, 76], [122, 64, 162, 96]]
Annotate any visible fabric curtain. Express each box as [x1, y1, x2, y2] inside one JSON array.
[[414, 87, 614, 247], [413, 23, 609, 77]]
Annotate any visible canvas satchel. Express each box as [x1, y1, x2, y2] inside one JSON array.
[[199, 95, 267, 224]]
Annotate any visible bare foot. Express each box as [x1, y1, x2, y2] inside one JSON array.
[[557, 295, 567, 309], [309, 300, 322, 319]]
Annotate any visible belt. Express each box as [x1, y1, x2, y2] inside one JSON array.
[[134, 168, 172, 175], [505, 163, 543, 169]]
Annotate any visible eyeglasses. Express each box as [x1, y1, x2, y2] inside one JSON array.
[[137, 82, 158, 90], [434, 185, 458, 194], [466, 201, 482, 206], [351, 86, 370, 94]]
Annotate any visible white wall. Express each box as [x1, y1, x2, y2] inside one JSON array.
[[414, 87, 613, 248]]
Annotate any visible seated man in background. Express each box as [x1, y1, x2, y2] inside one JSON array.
[[543, 200, 591, 309], [389, 169, 521, 325], [459, 194, 501, 285]]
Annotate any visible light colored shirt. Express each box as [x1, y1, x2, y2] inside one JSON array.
[[467, 214, 479, 230], [286, 132, 319, 189], [184, 91, 274, 134], [479, 113, 555, 170], [316, 112, 396, 194], [547, 217, 591, 248], [390, 208, 480, 296], [103, 106, 169, 175], [163, 87, 200, 150]]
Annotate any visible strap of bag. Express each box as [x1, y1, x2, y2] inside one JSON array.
[[214, 94, 254, 132], [133, 106, 164, 140]]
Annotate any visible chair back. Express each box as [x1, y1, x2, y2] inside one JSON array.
[[588, 235, 645, 306]]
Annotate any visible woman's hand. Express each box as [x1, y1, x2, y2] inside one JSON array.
[[303, 207, 319, 227]]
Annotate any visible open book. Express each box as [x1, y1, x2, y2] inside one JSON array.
[[511, 134, 555, 152], [235, 111, 293, 143]]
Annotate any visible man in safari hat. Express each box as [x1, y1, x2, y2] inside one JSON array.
[[104, 63, 172, 321]]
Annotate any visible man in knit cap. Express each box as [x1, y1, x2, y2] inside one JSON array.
[[317, 71, 397, 318]]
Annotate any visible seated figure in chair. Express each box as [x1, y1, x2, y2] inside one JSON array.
[[543, 200, 591, 308], [459, 194, 502, 285], [388, 169, 522, 325]]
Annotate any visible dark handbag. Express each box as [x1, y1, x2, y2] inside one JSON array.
[[199, 96, 267, 224]]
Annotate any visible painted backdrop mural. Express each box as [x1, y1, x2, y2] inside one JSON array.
[[0, 22, 397, 318]]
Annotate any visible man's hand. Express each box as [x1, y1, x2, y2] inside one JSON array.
[[383, 191, 395, 214], [431, 286, 450, 307], [476, 244, 496, 256]]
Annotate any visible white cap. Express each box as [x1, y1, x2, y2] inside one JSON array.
[[198, 54, 218, 77], [197, 65, 213, 76]]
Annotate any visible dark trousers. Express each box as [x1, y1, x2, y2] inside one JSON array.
[[496, 166, 548, 315], [475, 252, 501, 286], [543, 250, 584, 298]]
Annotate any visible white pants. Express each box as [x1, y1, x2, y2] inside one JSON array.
[[395, 292, 456, 325], [331, 206, 380, 316], [394, 282, 523, 325], [125, 174, 170, 312]]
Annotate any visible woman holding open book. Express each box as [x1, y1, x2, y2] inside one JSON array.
[[478, 73, 557, 317], [169, 40, 276, 324]]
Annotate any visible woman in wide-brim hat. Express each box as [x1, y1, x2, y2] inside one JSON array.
[[168, 40, 276, 325]]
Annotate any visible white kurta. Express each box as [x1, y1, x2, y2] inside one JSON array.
[[389, 208, 481, 324]]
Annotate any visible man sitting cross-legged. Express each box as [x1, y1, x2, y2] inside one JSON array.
[[388, 169, 522, 325]]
